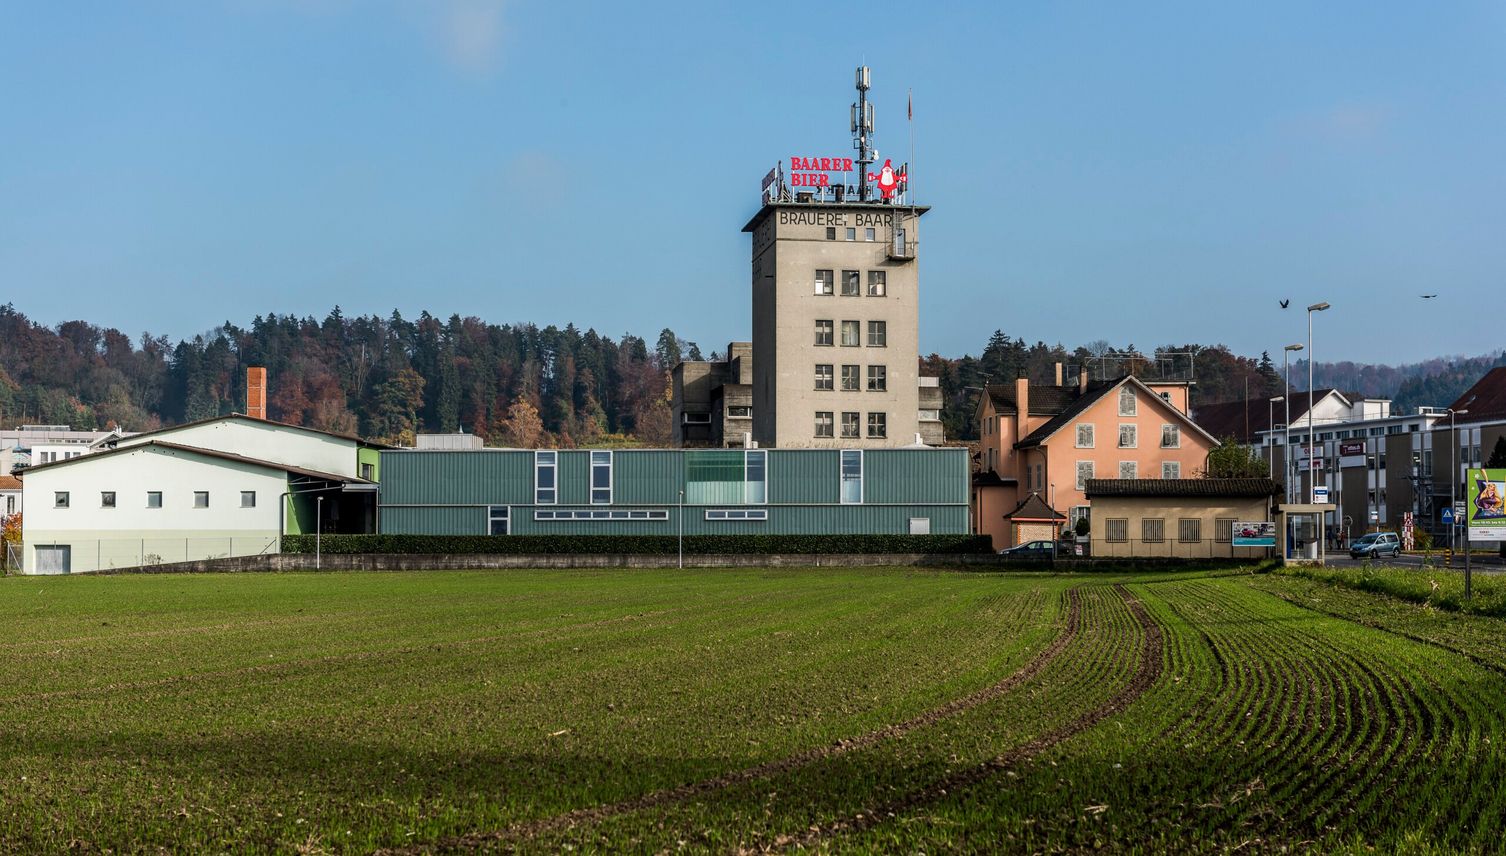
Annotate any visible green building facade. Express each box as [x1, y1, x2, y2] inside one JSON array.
[[378, 447, 969, 536]]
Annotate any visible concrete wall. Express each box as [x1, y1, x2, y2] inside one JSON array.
[[21, 444, 285, 573], [749, 204, 924, 448]]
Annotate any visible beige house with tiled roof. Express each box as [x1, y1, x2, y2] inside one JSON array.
[[972, 367, 1218, 549]]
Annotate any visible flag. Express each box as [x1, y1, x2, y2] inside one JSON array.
[[908, 89, 912, 121]]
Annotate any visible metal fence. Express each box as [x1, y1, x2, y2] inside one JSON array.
[[17, 536, 279, 574], [2, 541, 20, 573], [1088, 538, 1275, 561]]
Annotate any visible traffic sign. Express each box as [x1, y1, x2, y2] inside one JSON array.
[[1441, 508, 1455, 525]]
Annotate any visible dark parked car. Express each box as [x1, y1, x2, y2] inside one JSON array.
[[1349, 531, 1402, 560], [999, 539, 1056, 560]]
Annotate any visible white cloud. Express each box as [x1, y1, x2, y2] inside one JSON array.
[[428, 0, 508, 75]]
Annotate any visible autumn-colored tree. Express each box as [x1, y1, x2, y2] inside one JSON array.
[[494, 399, 547, 448]]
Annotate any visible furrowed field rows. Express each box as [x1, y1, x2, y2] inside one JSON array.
[[3, 568, 1504, 853], [494, 584, 1156, 854], [836, 576, 1506, 853], [0, 570, 1066, 853]]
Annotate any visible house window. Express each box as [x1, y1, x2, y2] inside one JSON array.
[[194, 491, 209, 509], [535, 450, 557, 505], [842, 270, 860, 296], [1215, 517, 1236, 543], [866, 365, 887, 392], [919, 408, 940, 421], [841, 365, 860, 391], [841, 320, 861, 347], [841, 450, 863, 503], [360, 463, 375, 480], [54, 491, 69, 509], [1142, 518, 1165, 543], [868, 270, 886, 296], [488, 505, 509, 535], [825, 226, 836, 240], [100, 491, 116, 509], [1106, 518, 1129, 542], [706, 509, 769, 521], [590, 450, 612, 505], [4, 496, 13, 515], [815, 320, 834, 346], [1178, 519, 1202, 543], [845, 227, 856, 241], [1069, 506, 1091, 529], [867, 321, 887, 347], [685, 450, 767, 504], [745, 450, 767, 503], [1162, 461, 1181, 479], [1118, 424, 1137, 448], [864, 227, 876, 241], [841, 412, 861, 439], [241, 491, 256, 508], [728, 405, 751, 418], [534, 509, 669, 521], [867, 412, 887, 438], [1119, 461, 1137, 479], [1119, 387, 1137, 416], [815, 411, 834, 437], [1075, 461, 1094, 491], [146, 491, 162, 509], [682, 412, 712, 425], [1161, 425, 1180, 448], [1075, 424, 1094, 448], [814, 269, 834, 295], [815, 364, 835, 390]]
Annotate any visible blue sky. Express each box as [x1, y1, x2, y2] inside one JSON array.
[[2, 1, 1502, 364]]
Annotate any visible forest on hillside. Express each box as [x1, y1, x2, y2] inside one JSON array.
[[0, 303, 1495, 446]]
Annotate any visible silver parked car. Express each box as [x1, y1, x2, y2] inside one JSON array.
[[1349, 531, 1402, 560]]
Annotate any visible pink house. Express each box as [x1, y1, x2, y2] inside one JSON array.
[[972, 370, 1219, 549]]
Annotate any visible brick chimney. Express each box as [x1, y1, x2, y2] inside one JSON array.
[[247, 367, 267, 419], [1014, 376, 1030, 439], [1078, 368, 1089, 394], [1054, 362, 1063, 387]]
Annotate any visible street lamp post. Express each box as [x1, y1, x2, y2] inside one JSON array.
[[1306, 302, 1330, 506], [1282, 344, 1304, 505], [316, 495, 323, 571], [1447, 408, 1469, 558], [1269, 396, 1284, 479]]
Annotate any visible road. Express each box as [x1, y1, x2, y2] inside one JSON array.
[[1323, 551, 1505, 571]]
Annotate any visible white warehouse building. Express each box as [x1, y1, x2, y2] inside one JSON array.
[[20, 415, 385, 574]]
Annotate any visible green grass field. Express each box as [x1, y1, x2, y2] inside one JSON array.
[[2, 566, 1504, 853]]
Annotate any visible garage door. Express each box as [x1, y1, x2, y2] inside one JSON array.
[[33, 545, 70, 575]]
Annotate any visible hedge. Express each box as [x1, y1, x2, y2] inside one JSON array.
[[280, 533, 994, 556]]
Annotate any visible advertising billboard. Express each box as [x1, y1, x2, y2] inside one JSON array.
[[1232, 521, 1277, 547], [1467, 468, 1506, 541]]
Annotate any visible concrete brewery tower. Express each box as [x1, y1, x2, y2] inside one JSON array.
[[743, 67, 929, 449]]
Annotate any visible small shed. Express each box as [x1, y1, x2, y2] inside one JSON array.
[[1001, 492, 1067, 547], [1084, 478, 1282, 560]]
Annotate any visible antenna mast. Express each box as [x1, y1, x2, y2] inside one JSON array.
[[851, 66, 874, 202]]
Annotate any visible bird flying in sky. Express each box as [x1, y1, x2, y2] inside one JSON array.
[[1279, 299, 1290, 309], [1421, 294, 1438, 299]]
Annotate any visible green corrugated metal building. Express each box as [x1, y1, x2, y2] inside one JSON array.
[[378, 447, 969, 536]]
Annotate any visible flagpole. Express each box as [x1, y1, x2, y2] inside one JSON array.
[[907, 88, 915, 206]]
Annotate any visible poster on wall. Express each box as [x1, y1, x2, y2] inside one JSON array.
[[1232, 521, 1277, 547], [1467, 468, 1506, 541]]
